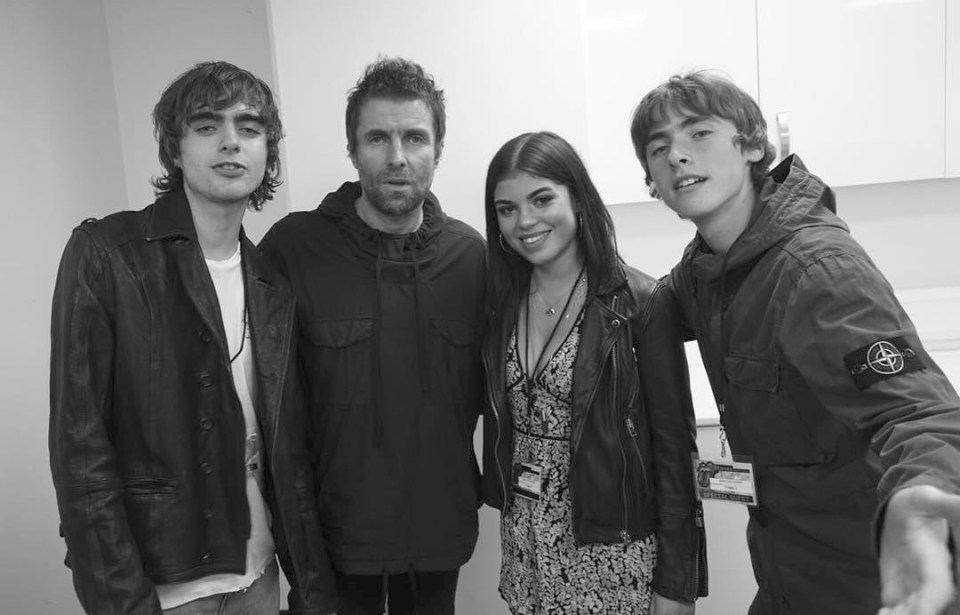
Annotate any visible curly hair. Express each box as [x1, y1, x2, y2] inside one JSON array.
[[484, 132, 621, 313], [151, 61, 283, 210], [630, 71, 776, 199], [345, 57, 445, 160]]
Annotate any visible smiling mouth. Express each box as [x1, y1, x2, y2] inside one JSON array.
[[675, 176, 705, 189], [521, 231, 549, 244], [213, 162, 246, 171]]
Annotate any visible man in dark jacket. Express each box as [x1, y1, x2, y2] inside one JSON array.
[[260, 58, 485, 615], [629, 71, 960, 615], [49, 61, 334, 614]]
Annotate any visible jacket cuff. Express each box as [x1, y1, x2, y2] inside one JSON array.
[[652, 506, 708, 601]]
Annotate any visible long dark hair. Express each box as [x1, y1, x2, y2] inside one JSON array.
[[484, 131, 621, 314]]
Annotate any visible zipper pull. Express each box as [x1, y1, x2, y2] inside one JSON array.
[[625, 416, 637, 438], [719, 425, 728, 459], [695, 506, 704, 527]]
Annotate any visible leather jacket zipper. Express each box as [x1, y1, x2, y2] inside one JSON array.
[[611, 294, 631, 543]]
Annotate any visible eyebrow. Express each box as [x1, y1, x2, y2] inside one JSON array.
[[647, 115, 712, 144], [493, 186, 554, 207], [185, 110, 264, 125]]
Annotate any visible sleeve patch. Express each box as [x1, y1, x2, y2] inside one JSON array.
[[842, 336, 925, 391]]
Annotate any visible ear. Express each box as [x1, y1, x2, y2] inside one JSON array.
[[434, 142, 444, 167], [745, 146, 764, 163], [349, 152, 359, 171]]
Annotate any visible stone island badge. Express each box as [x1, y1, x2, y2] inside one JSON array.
[[843, 336, 924, 391]]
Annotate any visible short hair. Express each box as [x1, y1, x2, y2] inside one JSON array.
[[629, 70, 776, 199], [345, 57, 446, 159], [484, 131, 621, 312], [151, 61, 283, 210]]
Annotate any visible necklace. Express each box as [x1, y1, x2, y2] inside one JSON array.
[[522, 265, 586, 429], [533, 273, 587, 317]]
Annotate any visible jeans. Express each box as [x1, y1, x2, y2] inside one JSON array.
[[335, 568, 460, 615], [162, 559, 280, 615]]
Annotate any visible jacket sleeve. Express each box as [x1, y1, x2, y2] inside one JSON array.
[[633, 282, 708, 601], [273, 349, 339, 614], [779, 252, 960, 510], [49, 227, 162, 614]]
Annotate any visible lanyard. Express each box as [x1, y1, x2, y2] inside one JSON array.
[[521, 266, 585, 428]]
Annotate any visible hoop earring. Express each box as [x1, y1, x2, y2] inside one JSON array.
[[498, 233, 513, 254], [577, 212, 583, 237]]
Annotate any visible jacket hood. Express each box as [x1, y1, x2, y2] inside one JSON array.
[[318, 181, 448, 267], [687, 155, 849, 282]]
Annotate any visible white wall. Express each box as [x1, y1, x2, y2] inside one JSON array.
[[0, 1, 126, 612]]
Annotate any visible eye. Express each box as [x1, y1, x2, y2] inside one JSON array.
[[194, 124, 216, 134], [495, 204, 516, 217], [533, 194, 554, 207], [368, 135, 386, 145], [239, 125, 263, 136], [408, 134, 426, 145], [693, 129, 713, 138], [647, 143, 667, 157]]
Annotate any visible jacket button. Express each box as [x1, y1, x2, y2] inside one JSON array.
[[203, 508, 215, 520], [199, 461, 212, 475], [200, 553, 211, 562], [199, 417, 213, 431], [199, 329, 212, 343], [611, 319, 621, 328], [199, 372, 214, 388]]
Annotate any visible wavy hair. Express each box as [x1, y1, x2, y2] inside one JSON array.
[[630, 70, 776, 199], [151, 61, 283, 210]]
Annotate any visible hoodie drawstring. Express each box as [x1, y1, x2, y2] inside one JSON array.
[[372, 233, 385, 447]]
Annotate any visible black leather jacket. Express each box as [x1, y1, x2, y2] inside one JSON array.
[[49, 191, 336, 614], [482, 266, 707, 602]]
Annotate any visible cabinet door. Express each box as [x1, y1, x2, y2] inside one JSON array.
[[582, 0, 757, 205], [757, 0, 946, 187], [947, 2, 960, 177]]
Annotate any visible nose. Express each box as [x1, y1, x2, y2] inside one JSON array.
[[517, 204, 537, 229], [219, 124, 240, 153], [667, 141, 690, 166], [386, 138, 406, 167]]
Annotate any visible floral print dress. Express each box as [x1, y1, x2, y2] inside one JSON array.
[[499, 317, 658, 614]]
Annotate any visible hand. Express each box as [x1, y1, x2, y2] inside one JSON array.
[[878, 485, 960, 615], [651, 592, 695, 615]]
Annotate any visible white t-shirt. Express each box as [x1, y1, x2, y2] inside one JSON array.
[[156, 243, 275, 609]]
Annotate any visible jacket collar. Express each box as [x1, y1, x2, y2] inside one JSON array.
[[144, 190, 198, 242]]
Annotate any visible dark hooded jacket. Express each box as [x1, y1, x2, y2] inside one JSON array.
[[667, 156, 960, 614], [259, 181, 486, 576]]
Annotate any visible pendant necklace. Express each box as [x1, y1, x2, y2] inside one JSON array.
[[523, 265, 586, 430], [534, 274, 587, 317]]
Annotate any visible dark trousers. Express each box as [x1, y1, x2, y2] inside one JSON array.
[[334, 568, 460, 615]]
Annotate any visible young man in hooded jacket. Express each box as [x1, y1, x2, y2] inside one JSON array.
[[630, 71, 960, 615], [260, 57, 485, 615]]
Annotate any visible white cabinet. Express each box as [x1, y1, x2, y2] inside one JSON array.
[[581, 0, 757, 205], [947, 2, 960, 177], [756, 0, 946, 187]]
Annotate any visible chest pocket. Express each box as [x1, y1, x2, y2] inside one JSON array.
[[430, 318, 480, 404], [725, 354, 826, 466], [304, 318, 374, 406]]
